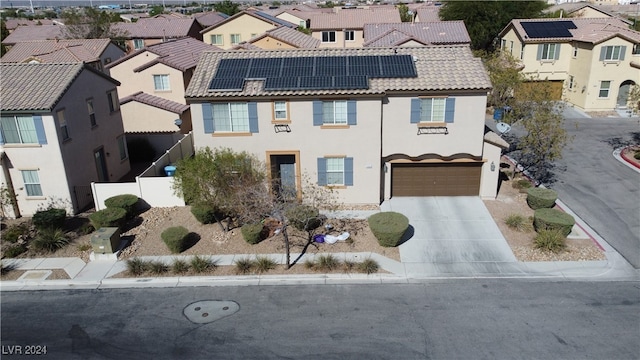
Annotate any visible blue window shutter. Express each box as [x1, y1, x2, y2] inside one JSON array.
[[599, 47, 606, 61], [444, 97, 456, 123], [202, 103, 214, 134], [317, 158, 327, 186], [313, 100, 323, 126], [620, 46, 626, 61], [536, 44, 543, 60], [554, 44, 560, 60], [347, 100, 357, 125], [410, 98, 421, 123], [344, 157, 353, 186], [248, 102, 259, 133], [34, 115, 47, 145]]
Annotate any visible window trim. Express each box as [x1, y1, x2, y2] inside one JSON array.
[[210, 34, 223, 45], [322, 100, 348, 125], [539, 43, 559, 61], [0, 114, 44, 145], [325, 156, 345, 186], [317, 155, 353, 187], [321, 31, 336, 43], [87, 98, 97, 128], [272, 101, 290, 123], [21, 169, 43, 197], [133, 39, 144, 50], [107, 89, 120, 112], [117, 135, 128, 161], [56, 109, 70, 141], [598, 80, 611, 98], [345, 30, 355, 42], [601, 45, 624, 61], [418, 97, 447, 123], [230, 34, 241, 45], [153, 74, 171, 91]]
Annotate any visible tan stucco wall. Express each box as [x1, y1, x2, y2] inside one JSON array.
[[252, 36, 298, 49], [276, 13, 306, 28], [202, 14, 276, 49], [479, 141, 502, 199], [314, 29, 364, 48], [120, 101, 184, 133]]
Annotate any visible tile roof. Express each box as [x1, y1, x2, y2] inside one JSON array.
[[249, 26, 321, 49], [363, 21, 470, 47], [1, 25, 65, 45], [120, 91, 190, 114], [4, 19, 57, 30], [193, 11, 228, 27], [106, 37, 220, 71], [1, 63, 118, 111], [1, 39, 113, 64], [415, 7, 441, 22], [185, 46, 491, 99], [200, 10, 296, 34], [308, 8, 401, 30], [113, 18, 198, 38], [505, 17, 640, 44], [230, 42, 264, 50]]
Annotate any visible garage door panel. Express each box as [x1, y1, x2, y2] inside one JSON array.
[[392, 163, 481, 196]]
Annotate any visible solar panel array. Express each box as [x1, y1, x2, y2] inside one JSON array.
[[520, 21, 577, 39], [208, 55, 417, 91]]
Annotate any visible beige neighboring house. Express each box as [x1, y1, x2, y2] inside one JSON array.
[[0, 63, 130, 217], [0, 39, 126, 72], [499, 17, 640, 112], [113, 17, 204, 54], [546, 3, 633, 24], [363, 21, 471, 47], [231, 25, 320, 50], [200, 10, 297, 50], [105, 37, 220, 153], [307, 8, 402, 48], [185, 46, 505, 206]]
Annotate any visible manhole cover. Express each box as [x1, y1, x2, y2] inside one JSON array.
[[183, 300, 239, 324]]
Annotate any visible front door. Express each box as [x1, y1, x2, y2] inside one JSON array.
[[94, 147, 109, 182], [270, 154, 297, 200], [617, 80, 635, 107]]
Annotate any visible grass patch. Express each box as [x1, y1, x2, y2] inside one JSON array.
[[172, 259, 190, 274], [357, 258, 380, 274], [148, 261, 169, 275], [316, 254, 340, 272], [190, 255, 215, 273], [504, 214, 531, 232], [234, 257, 254, 274], [534, 229, 567, 253], [254, 256, 276, 274], [126, 258, 151, 276]]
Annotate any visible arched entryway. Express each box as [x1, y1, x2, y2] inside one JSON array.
[[617, 80, 636, 108]]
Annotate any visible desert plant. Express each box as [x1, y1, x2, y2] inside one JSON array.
[[285, 204, 322, 231], [634, 150, 640, 160], [533, 208, 575, 237], [161, 226, 189, 254], [534, 229, 566, 253], [31, 228, 69, 252], [342, 259, 356, 273], [104, 194, 139, 218], [303, 258, 316, 270], [3, 245, 27, 258], [190, 255, 215, 273], [241, 223, 264, 244], [234, 257, 254, 274], [3, 223, 29, 243], [368, 212, 409, 247], [126, 258, 150, 276], [190, 204, 219, 224], [254, 256, 276, 273], [172, 259, 190, 274], [512, 179, 533, 191], [504, 214, 531, 232], [316, 254, 340, 272], [357, 258, 380, 274], [526, 187, 558, 210], [32, 208, 66, 230], [148, 261, 169, 274], [89, 207, 127, 229], [77, 222, 95, 235], [77, 243, 92, 252]]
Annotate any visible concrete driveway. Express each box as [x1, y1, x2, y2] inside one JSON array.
[[381, 197, 517, 276]]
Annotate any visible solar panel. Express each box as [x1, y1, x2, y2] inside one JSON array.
[[521, 21, 576, 39], [264, 77, 299, 90], [299, 76, 333, 89], [334, 76, 368, 89], [214, 58, 251, 79], [208, 78, 244, 91]]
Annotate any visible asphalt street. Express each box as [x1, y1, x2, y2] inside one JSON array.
[[2, 281, 639, 359]]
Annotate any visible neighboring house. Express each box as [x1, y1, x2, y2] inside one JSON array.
[[193, 11, 228, 28], [1, 25, 65, 49], [363, 21, 471, 47], [499, 17, 640, 111], [4, 19, 59, 32], [0, 39, 126, 73], [200, 10, 297, 50], [0, 63, 130, 217], [113, 17, 203, 53], [231, 25, 320, 50], [185, 46, 504, 206], [414, 6, 441, 23], [307, 8, 402, 48], [547, 2, 633, 22], [105, 37, 220, 153]]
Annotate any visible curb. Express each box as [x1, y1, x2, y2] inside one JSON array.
[[617, 146, 640, 170]]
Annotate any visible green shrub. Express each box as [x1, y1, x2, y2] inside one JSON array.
[[190, 255, 215, 273], [104, 194, 139, 218], [534, 229, 567, 253], [126, 258, 150, 276], [504, 214, 531, 232], [3, 245, 27, 258], [241, 223, 264, 244], [3, 223, 28, 243], [533, 208, 575, 237], [254, 256, 276, 273], [148, 261, 169, 274], [367, 212, 409, 247], [89, 207, 127, 229], [32, 208, 66, 230], [77, 222, 95, 235], [172, 259, 190, 274], [634, 150, 640, 160], [357, 258, 380, 274], [526, 187, 558, 210], [512, 179, 533, 191], [127, 138, 156, 162], [190, 204, 218, 224], [234, 257, 254, 274], [316, 254, 340, 272], [77, 243, 92, 252], [32, 228, 69, 252], [285, 204, 322, 231], [161, 226, 189, 254]]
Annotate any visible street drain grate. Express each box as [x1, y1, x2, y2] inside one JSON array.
[[183, 300, 239, 324]]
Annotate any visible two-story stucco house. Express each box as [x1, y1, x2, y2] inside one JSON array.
[[114, 17, 204, 54], [363, 21, 471, 47], [0, 63, 130, 217], [499, 18, 640, 112], [185, 46, 505, 207]]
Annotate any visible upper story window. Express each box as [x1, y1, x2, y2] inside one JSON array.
[[107, 89, 120, 112], [633, 44, 640, 55], [420, 98, 446, 122], [210, 34, 223, 45], [133, 39, 144, 50], [0, 115, 46, 145], [322, 31, 336, 43], [230, 34, 241, 45], [599, 81, 611, 98], [273, 101, 288, 121], [538, 43, 559, 61], [56, 109, 69, 141], [572, 45, 578, 58], [520, 44, 525, 60], [600, 45, 625, 61], [345, 30, 355, 42], [322, 100, 347, 125], [87, 99, 96, 127], [213, 103, 249, 132], [153, 74, 170, 91]]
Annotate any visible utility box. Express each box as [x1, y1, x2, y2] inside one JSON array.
[[90, 227, 121, 254]]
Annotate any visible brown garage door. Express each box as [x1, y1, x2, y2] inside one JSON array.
[[392, 163, 482, 196]]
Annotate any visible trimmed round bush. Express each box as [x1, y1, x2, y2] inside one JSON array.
[[89, 207, 127, 229], [104, 194, 139, 218], [533, 208, 575, 237], [526, 187, 558, 210], [368, 211, 409, 247], [190, 204, 218, 224], [285, 204, 322, 231], [32, 208, 66, 230], [161, 226, 189, 253], [241, 223, 264, 244]]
